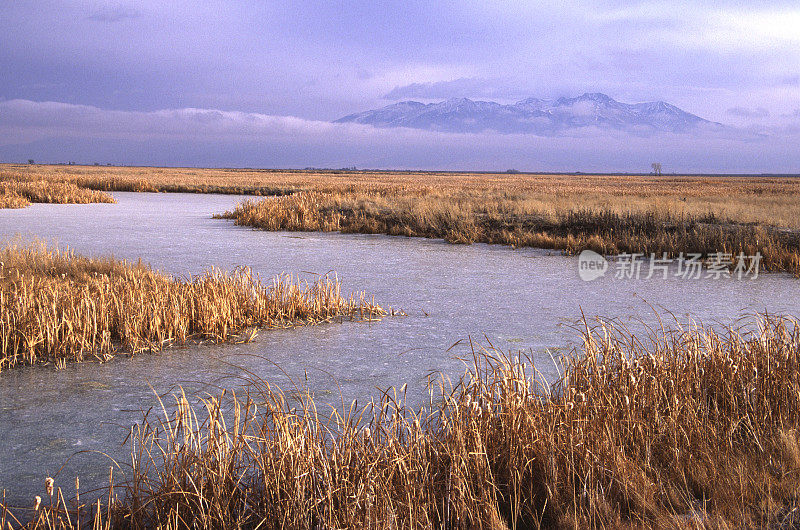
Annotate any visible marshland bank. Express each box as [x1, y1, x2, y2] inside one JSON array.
[[5, 164, 800, 272], [0, 242, 384, 371], [1, 192, 800, 512], [7, 317, 800, 528], [0, 175, 115, 209], [2, 168, 800, 526]]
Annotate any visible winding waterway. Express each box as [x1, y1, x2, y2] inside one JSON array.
[[1, 191, 798, 505]]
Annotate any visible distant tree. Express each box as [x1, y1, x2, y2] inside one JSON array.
[[651, 162, 662, 176], [28, 159, 34, 164], [506, 169, 520, 174]]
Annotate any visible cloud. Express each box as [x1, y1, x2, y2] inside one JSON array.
[[726, 107, 770, 119], [1, 99, 799, 173], [3, 2, 800, 126], [385, 78, 529, 101], [0, 99, 344, 144], [710, 9, 800, 49], [86, 5, 142, 23]]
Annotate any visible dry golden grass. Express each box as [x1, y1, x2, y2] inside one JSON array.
[[0, 172, 115, 208], [0, 192, 30, 209], [6, 164, 800, 228], [220, 190, 800, 273], [0, 242, 384, 371], [6, 316, 800, 529], [6, 163, 800, 269]]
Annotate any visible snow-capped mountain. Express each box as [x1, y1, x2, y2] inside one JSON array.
[[335, 93, 718, 135]]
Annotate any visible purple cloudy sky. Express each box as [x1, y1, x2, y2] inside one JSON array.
[[1, 1, 799, 172]]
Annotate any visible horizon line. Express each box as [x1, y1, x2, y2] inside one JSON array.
[[3, 162, 799, 179]]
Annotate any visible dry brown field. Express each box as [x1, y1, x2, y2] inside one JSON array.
[[0, 242, 384, 371], [5, 163, 800, 272], [7, 316, 800, 529]]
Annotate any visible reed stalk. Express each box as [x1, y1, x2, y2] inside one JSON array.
[[219, 191, 800, 274], [5, 164, 800, 271], [0, 177, 114, 209], [6, 316, 800, 528], [0, 242, 384, 371]]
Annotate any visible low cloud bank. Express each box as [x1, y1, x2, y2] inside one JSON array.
[[1, 99, 798, 173]]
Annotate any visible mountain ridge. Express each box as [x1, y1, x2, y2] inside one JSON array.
[[335, 93, 721, 135]]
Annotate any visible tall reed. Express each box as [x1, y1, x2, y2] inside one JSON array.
[[7, 316, 800, 528], [220, 192, 800, 274], [0, 243, 384, 371], [0, 178, 115, 208], [11, 164, 800, 230], [8, 164, 800, 271], [0, 192, 30, 209]]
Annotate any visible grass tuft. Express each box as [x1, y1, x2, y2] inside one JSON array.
[[0, 242, 385, 371], [0, 175, 115, 208], [219, 191, 800, 273], [6, 316, 800, 528]]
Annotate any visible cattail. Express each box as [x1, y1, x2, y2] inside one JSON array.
[[45, 477, 54, 497], [34, 495, 41, 511]]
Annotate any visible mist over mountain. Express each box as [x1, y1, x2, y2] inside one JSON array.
[[335, 93, 722, 135]]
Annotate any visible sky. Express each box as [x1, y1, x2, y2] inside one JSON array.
[[1, 1, 799, 172]]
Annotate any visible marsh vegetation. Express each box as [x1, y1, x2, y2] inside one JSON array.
[[5, 317, 800, 528], [0, 173, 114, 209], [219, 189, 800, 273], [0, 243, 384, 371], [7, 163, 797, 271], [3, 164, 800, 528]]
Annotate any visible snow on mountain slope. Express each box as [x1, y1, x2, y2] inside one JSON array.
[[335, 93, 720, 135]]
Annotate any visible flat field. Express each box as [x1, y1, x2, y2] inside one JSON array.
[[5, 164, 800, 229], [5, 164, 797, 272]]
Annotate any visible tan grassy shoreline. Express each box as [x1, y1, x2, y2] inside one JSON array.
[[4, 164, 800, 272], [0, 171, 115, 208], [0, 243, 385, 371], [219, 190, 800, 273], [6, 316, 800, 528], [7, 164, 800, 228]]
